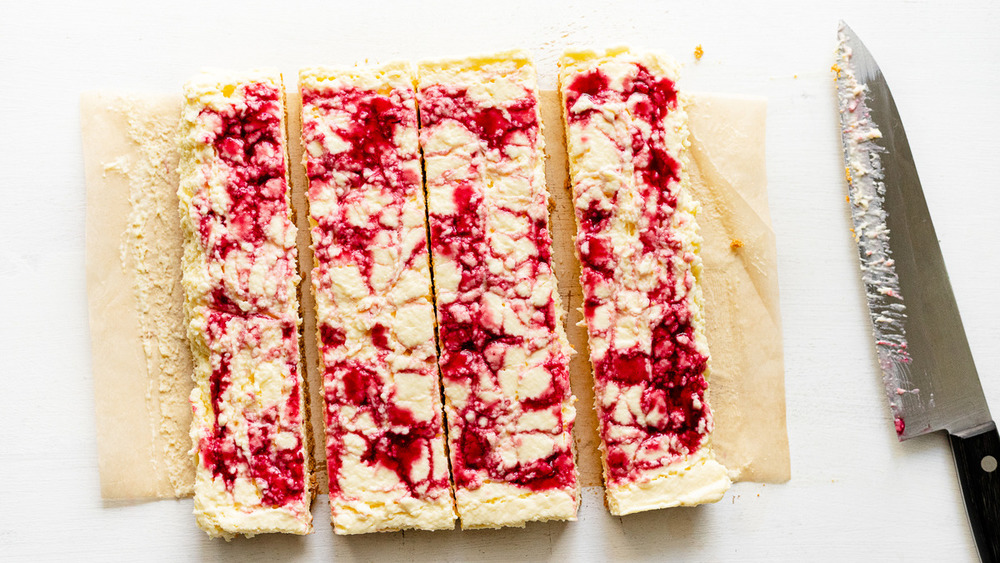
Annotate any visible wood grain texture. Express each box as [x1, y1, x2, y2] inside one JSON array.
[[3, 0, 999, 559]]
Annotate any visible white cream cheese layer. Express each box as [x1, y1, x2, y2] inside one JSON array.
[[560, 49, 730, 516], [419, 51, 580, 529], [300, 63, 455, 534], [178, 70, 312, 539]]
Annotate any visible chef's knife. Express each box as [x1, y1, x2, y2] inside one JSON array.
[[835, 21, 1000, 560]]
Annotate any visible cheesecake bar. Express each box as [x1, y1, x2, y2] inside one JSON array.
[[177, 71, 313, 538], [418, 52, 580, 528], [299, 63, 456, 534], [559, 49, 731, 515]]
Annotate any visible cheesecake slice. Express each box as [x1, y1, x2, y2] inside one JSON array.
[[558, 49, 731, 516], [177, 71, 313, 538], [418, 52, 580, 529], [299, 63, 456, 534]]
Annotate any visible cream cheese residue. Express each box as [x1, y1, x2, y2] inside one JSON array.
[[108, 96, 195, 497], [835, 25, 913, 432]]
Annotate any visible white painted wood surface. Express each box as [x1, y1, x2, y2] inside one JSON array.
[[2, 1, 998, 559]]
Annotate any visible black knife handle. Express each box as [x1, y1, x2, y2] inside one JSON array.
[[950, 425, 1000, 562]]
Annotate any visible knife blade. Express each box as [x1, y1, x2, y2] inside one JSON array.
[[835, 20, 1000, 559]]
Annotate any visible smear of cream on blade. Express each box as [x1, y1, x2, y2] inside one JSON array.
[[835, 25, 914, 436]]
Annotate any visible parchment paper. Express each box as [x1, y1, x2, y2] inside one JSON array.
[[684, 94, 790, 482], [83, 93, 194, 498], [83, 88, 788, 500]]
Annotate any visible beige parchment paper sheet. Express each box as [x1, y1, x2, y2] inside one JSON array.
[[83, 88, 789, 500], [83, 93, 194, 498]]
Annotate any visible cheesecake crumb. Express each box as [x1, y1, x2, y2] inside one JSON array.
[[694, 44, 704, 60], [730, 238, 744, 250]]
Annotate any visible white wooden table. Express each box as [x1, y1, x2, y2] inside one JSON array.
[[2, 1, 998, 559]]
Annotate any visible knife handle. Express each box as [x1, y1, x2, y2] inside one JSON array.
[[950, 425, 1000, 563]]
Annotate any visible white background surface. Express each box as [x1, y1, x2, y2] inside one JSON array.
[[2, 1, 999, 560]]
